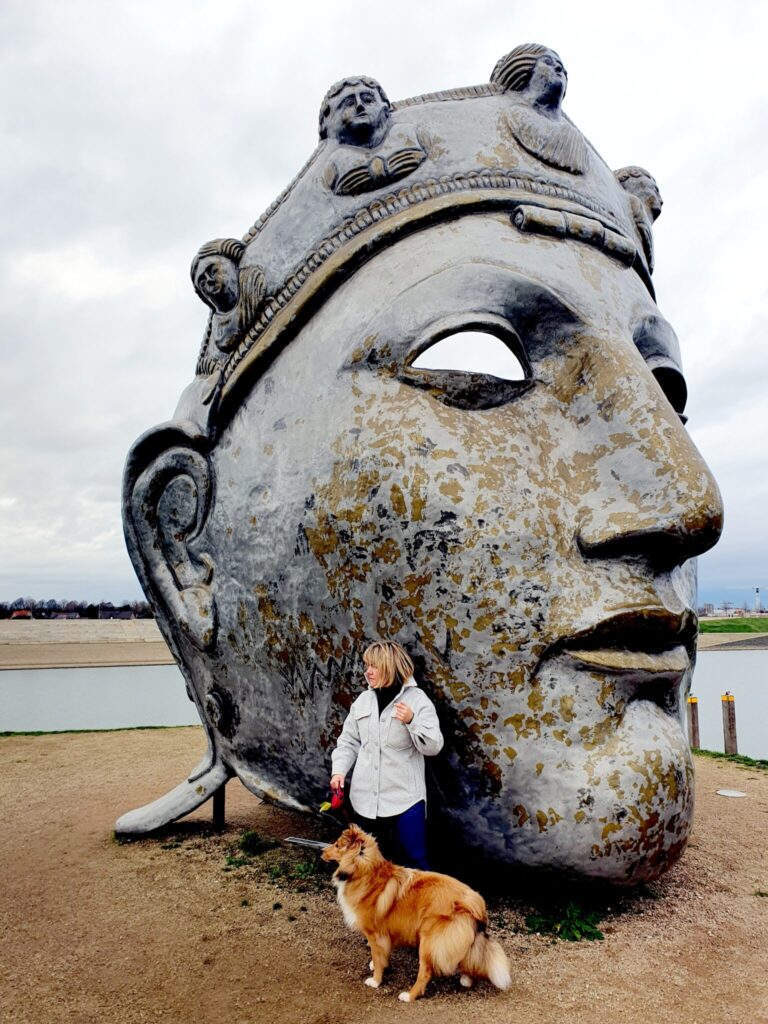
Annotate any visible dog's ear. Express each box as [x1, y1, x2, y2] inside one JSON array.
[[343, 825, 365, 847]]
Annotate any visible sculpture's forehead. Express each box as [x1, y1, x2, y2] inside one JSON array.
[[210, 218, 660, 456], [334, 82, 380, 99]]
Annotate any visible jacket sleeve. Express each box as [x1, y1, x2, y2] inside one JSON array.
[[406, 692, 444, 757], [330, 699, 363, 777]]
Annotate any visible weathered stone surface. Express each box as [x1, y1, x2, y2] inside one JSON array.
[[117, 45, 723, 885]]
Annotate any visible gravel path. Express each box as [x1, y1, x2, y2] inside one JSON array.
[[1, 727, 766, 1023]]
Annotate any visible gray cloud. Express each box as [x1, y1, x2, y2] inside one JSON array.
[[1, 0, 766, 603]]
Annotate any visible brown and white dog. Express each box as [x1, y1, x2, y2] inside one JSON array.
[[321, 825, 511, 1002]]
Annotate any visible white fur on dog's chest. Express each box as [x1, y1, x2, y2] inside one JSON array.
[[334, 880, 360, 931]]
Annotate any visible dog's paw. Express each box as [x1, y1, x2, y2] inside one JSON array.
[[369, 960, 374, 971], [364, 977, 380, 989], [460, 974, 474, 988], [398, 992, 412, 1002]]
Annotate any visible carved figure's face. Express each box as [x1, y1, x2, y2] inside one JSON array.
[[198, 214, 722, 883], [624, 175, 663, 220], [193, 255, 239, 312], [324, 83, 390, 146], [527, 50, 567, 107]]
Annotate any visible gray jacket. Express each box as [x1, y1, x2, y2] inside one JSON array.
[[330, 676, 444, 818]]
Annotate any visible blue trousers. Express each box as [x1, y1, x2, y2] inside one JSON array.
[[355, 800, 429, 870]]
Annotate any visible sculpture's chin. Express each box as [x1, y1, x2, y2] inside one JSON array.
[[438, 700, 694, 886]]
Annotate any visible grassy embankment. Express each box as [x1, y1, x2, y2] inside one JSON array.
[[699, 617, 768, 633]]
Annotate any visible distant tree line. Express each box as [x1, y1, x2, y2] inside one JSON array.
[[0, 598, 154, 619]]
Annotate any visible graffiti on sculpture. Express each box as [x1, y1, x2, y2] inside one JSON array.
[[117, 45, 723, 887]]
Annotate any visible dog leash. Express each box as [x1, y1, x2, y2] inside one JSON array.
[[283, 787, 351, 851], [283, 837, 330, 851]]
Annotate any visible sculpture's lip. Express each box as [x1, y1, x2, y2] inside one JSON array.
[[560, 607, 697, 654], [555, 608, 695, 702], [564, 643, 689, 676]]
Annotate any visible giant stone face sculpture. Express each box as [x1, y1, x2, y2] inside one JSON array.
[[117, 44, 723, 886]]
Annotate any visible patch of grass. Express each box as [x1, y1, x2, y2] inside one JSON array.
[[161, 840, 183, 850], [0, 725, 196, 738], [224, 853, 251, 869], [755, 890, 768, 898], [525, 901, 605, 942], [268, 862, 288, 880], [699, 617, 768, 633], [692, 748, 768, 771], [240, 899, 249, 907], [292, 859, 319, 879], [221, 829, 281, 872], [238, 830, 279, 856]]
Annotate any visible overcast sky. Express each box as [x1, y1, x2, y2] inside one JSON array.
[[1, 0, 766, 606]]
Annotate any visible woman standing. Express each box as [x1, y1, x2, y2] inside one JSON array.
[[330, 640, 443, 870]]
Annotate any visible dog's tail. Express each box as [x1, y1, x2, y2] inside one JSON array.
[[459, 924, 512, 991]]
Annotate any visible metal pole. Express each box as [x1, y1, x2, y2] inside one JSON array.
[[212, 782, 226, 830], [687, 695, 700, 749], [721, 692, 738, 755]]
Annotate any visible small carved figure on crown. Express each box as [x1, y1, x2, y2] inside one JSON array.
[[191, 238, 266, 356], [319, 75, 429, 196], [614, 166, 663, 273], [492, 43, 589, 175], [319, 76, 392, 148]]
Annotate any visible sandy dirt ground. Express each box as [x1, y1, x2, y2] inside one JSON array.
[[1, 727, 766, 1024]]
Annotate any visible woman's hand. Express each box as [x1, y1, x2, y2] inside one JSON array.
[[393, 702, 414, 724], [330, 774, 345, 792]]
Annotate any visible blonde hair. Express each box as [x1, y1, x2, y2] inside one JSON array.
[[363, 640, 414, 688]]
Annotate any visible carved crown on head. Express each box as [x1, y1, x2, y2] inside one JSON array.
[[181, 45, 661, 436]]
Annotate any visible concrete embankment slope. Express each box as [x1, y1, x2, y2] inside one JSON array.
[[0, 620, 175, 669], [697, 631, 768, 651], [1, 621, 768, 669]]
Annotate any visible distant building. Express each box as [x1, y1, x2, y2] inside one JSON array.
[[98, 607, 135, 620], [9, 609, 33, 619]]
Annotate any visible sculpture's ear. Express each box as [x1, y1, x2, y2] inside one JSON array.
[[123, 424, 217, 651]]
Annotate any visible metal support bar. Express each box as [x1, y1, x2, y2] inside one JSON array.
[[212, 782, 226, 830]]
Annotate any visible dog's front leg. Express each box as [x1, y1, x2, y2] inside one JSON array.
[[364, 933, 391, 989]]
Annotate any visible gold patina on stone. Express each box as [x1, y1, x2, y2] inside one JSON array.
[[116, 44, 723, 887]]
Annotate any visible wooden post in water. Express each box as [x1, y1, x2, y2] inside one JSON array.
[[721, 692, 738, 755], [212, 782, 226, 830], [687, 695, 700, 749]]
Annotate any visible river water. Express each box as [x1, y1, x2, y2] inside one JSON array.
[[1, 653, 765, 758], [0, 664, 199, 732]]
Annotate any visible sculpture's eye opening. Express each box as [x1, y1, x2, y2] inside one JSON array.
[[412, 330, 528, 380], [401, 327, 533, 410]]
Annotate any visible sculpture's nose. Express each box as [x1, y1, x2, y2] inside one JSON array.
[[574, 371, 723, 572]]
